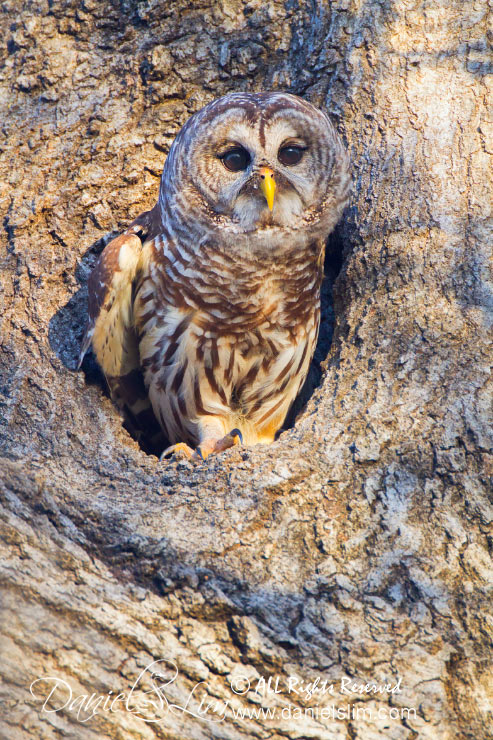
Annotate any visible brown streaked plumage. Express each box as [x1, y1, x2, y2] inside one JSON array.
[[80, 92, 350, 460]]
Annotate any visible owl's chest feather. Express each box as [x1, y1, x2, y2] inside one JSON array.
[[134, 237, 322, 442]]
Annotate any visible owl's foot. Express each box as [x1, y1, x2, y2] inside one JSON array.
[[160, 430, 242, 463], [160, 442, 195, 461], [195, 428, 243, 461]]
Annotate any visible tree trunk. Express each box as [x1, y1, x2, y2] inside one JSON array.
[[1, 1, 491, 738]]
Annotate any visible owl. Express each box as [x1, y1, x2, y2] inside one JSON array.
[[79, 92, 350, 461]]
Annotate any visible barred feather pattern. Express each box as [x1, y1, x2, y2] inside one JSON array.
[[134, 232, 325, 446], [83, 92, 350, 452]]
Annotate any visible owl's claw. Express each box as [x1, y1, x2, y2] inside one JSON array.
[[195, 446, 206, 461], [229, 428, 243, 445], [160, 442, 195, 461], [194, 429, 243, 461], [162, 430, 242, 463]]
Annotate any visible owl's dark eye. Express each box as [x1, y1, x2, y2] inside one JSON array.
[[278, 145, 305, 166], [220, 147, 251, 172]]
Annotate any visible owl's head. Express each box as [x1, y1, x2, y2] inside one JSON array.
[[160, 92, 350, 248]]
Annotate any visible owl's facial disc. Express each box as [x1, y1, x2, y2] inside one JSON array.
[[212, 128, 316, 230], [167, 93, 347, 243]]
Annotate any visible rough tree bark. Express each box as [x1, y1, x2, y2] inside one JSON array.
[[1, 1, 491, 738]]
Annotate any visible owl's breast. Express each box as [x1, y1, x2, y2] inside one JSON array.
[[133, 236, 323, 444]]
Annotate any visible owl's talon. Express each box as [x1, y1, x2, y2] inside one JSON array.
[[192, 438, 218, 460], [188, 430, 244, 462], [210, 429, 243, 454], [160, 442, 194, 461], [229, 428, 243, 445]]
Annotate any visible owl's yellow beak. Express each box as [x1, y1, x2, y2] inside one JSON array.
[[259, 166, 276, 211]]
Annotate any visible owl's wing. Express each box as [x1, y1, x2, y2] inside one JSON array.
[[79, 208, 165, 452], [79, 224, 144, 375]]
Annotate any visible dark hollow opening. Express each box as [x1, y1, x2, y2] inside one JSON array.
[[50, 223, 346, 457]]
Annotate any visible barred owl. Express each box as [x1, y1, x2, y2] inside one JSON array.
[[80, 92, 350, 460]]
